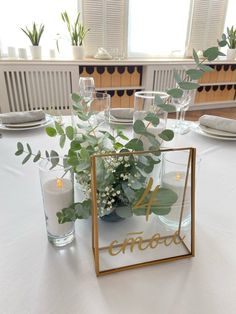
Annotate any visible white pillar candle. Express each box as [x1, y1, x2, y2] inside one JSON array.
[[161, 171, 191, 224], [42, 178, 74, 236]]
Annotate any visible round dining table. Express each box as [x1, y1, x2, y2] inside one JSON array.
[[1, 117, 236, 314]]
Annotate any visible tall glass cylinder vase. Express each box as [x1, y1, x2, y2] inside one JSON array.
[[133, 91, 168, 150], [39, 157, 75, 247]]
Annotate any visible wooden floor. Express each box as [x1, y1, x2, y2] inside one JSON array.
[[168, 107, 236, 121]]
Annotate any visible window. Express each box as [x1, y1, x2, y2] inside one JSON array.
[[82, 0, 127, 57], [0, 0, 77, 58], [224, 0, 236, 30], [128, 0, 191, 58]]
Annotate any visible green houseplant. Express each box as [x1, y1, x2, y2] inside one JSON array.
[[218, 26, 236, 60], [21, 22, 45, 59], [61, 11, 90, 59], [15, 45, 224, 223]]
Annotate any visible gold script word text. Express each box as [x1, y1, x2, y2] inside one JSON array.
[[108, 231, 185, 256]]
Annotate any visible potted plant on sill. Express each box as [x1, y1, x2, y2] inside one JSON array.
[[218, 26, 236, 60], [15, 45, 224, 224], [61, 11, 90, 60], [21, 22, 45, 59]]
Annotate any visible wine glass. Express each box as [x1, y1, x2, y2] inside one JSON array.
[[171, 90, 194, 134], [79, 77, 95, 104]]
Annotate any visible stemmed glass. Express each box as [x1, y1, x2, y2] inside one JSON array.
[[171, 90, 194, 134]]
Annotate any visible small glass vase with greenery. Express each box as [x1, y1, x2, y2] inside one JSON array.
[[15, 45, 223, 223]]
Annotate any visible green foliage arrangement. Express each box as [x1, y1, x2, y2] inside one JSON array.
[[15, 44, 224, 223], [61, 11, 90, 46], [21, 22, 45, 46], [218, 26, 236, 49]]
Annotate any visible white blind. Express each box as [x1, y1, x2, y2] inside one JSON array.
[[82, 0, 127, 57], [187, 0, 228, 56]]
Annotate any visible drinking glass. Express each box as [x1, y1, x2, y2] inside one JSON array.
[[171, 90, 194, 134], [79, 77, 95, 104], [72, 91, 110, 130], [89, 91, 111, 124]]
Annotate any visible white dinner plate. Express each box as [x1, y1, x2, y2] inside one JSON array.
[[0, 115, 54, 131], [109, 119, 133, 126], [199, 124, 236, 138], [193, 124, 236, 141]]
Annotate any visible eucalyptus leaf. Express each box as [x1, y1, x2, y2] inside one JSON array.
[[186, 69, 203, 80], [178, 81, 199, 90], [60, 134, 66, 148], [76, 160, 90, 172], [17, 142, 24, 152], [71, 93, 82, 103], [70, 140, 81, 151], [132, 207, 147, 216], [46, 127, 57, 137], [159, 129, 174, 141], [55, 121, 64, 135], [144, 112, 159, 126], [66, 126, 74, 140], [144, 132, 160, 148], [114, 142, 124, 150], [125, 138, 144, 151], [115, 205, 133, 218], [154, 94, 164, 105], [198, 64, 214, 72], [133, 120, 146, 134], [173, 69, 182, 83], [80, 147, 89, 160], [167, 88, 183, 98], [68, 156, 80, 167], [218, 39, 227, 47], [157, 104, 176, 112], [50, 150, 59, 168], [203, 46, 219, 61], [33, 151, 41, 162], [193, 49, 199, 65], [122, 183, 136, 203], [22, 153, 31, 165]]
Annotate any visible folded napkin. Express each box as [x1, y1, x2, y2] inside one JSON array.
[[110, 108, 134, 120], [199, 115, 236, 134], [0, 110, 45, 124]]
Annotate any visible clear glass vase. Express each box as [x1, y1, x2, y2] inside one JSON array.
[[133, 91, 168, 150], [39, 157, 75, 247]]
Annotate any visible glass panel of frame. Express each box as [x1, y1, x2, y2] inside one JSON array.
[[91, 147, 195, 276]]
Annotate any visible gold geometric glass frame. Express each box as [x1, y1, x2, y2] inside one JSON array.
[[91, 147, 196, 276]]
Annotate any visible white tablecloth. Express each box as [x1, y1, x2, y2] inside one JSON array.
[[1, 118, 236, 314]]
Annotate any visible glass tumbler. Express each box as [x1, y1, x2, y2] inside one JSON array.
[[39, 157, 75, 247]]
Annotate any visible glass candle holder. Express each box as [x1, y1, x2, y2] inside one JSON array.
[[133, 91, 168, 149], [159, 150, 199, 230], [39, 157, 75, 247]]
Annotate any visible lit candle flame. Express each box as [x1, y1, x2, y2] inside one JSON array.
[[56, 179, 63, 188], [175, 173, 181, 181]]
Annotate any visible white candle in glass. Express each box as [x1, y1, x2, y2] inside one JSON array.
[[161, 171, 191, 223], [42, 178, 73, 236]]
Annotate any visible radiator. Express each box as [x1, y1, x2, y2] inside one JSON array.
[[144, 64, 194, 92], [0, 65, 79, 114]]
